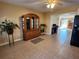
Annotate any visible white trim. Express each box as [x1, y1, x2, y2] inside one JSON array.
[[0, 38, 22, 46], [0, 42, 9, 46], [45, 33, 51, 35], [15, 38, 22, 42], [67, 29, 72, 31]]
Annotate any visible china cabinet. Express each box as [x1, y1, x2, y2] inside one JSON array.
[[21, 14, 40, 40]]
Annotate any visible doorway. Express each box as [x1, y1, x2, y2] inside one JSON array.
[[59, 18, 68, 29]]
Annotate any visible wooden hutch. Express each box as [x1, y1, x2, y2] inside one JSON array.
[[20, 13, 41, 41]]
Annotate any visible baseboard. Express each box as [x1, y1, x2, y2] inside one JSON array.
[[67, 29, 72, 31], [0, 42, 9, 46], [41, 32, 50, 35], [0, 38, 22, 46], [45, 33, 51, 35]]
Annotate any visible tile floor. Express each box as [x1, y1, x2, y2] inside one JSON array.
[[0, 29, 79, 59]]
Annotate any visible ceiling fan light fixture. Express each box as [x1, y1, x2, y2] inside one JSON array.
[[46, 4, 50, 8], [46, 0, 55, 9], [46, 3, 55, 8], [51, 3, 55, 8]]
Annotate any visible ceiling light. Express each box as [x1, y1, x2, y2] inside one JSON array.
[[46, 3, 55, 8], [51, 3, 55, 8], [46, 0, 55, 9], [47, 4, 50, 8]]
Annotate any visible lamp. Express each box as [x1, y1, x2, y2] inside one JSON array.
[[46, 0, 55, 8]]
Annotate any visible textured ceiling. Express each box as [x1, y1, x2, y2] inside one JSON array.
[[0, 0, 79, 12]]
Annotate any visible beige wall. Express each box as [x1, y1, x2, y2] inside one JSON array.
[[43, 13, 51, 34], [0, 2, 44, 45]]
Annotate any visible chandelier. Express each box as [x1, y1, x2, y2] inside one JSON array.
[[46, 0, 55, 8]]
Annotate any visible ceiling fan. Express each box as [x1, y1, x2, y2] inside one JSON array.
[[18, 0, 78, 8], [42, 0, 78, 7], [19, 0, 59, 6], [45, 0, 56, 8]]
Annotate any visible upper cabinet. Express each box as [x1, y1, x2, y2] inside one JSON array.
[[24, 14, 39, 31]]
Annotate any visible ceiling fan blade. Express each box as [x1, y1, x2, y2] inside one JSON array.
[[60, 0, 79, 3], [27, 2, 46, 5], [56, 3, 63, 6], [56, 0, 79, 6], [18, 0, 47, 5]]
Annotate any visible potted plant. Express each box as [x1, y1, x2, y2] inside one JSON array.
[[40, 24, 46, 32], [0, 20, 19, 45]]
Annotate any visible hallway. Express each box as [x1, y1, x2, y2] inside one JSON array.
[[0, 29, 79, 59]]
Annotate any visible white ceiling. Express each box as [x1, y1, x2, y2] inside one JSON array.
[[0, 0, 79, 12]]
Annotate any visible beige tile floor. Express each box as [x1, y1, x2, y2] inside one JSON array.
[[0, 29, 79, 59]]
